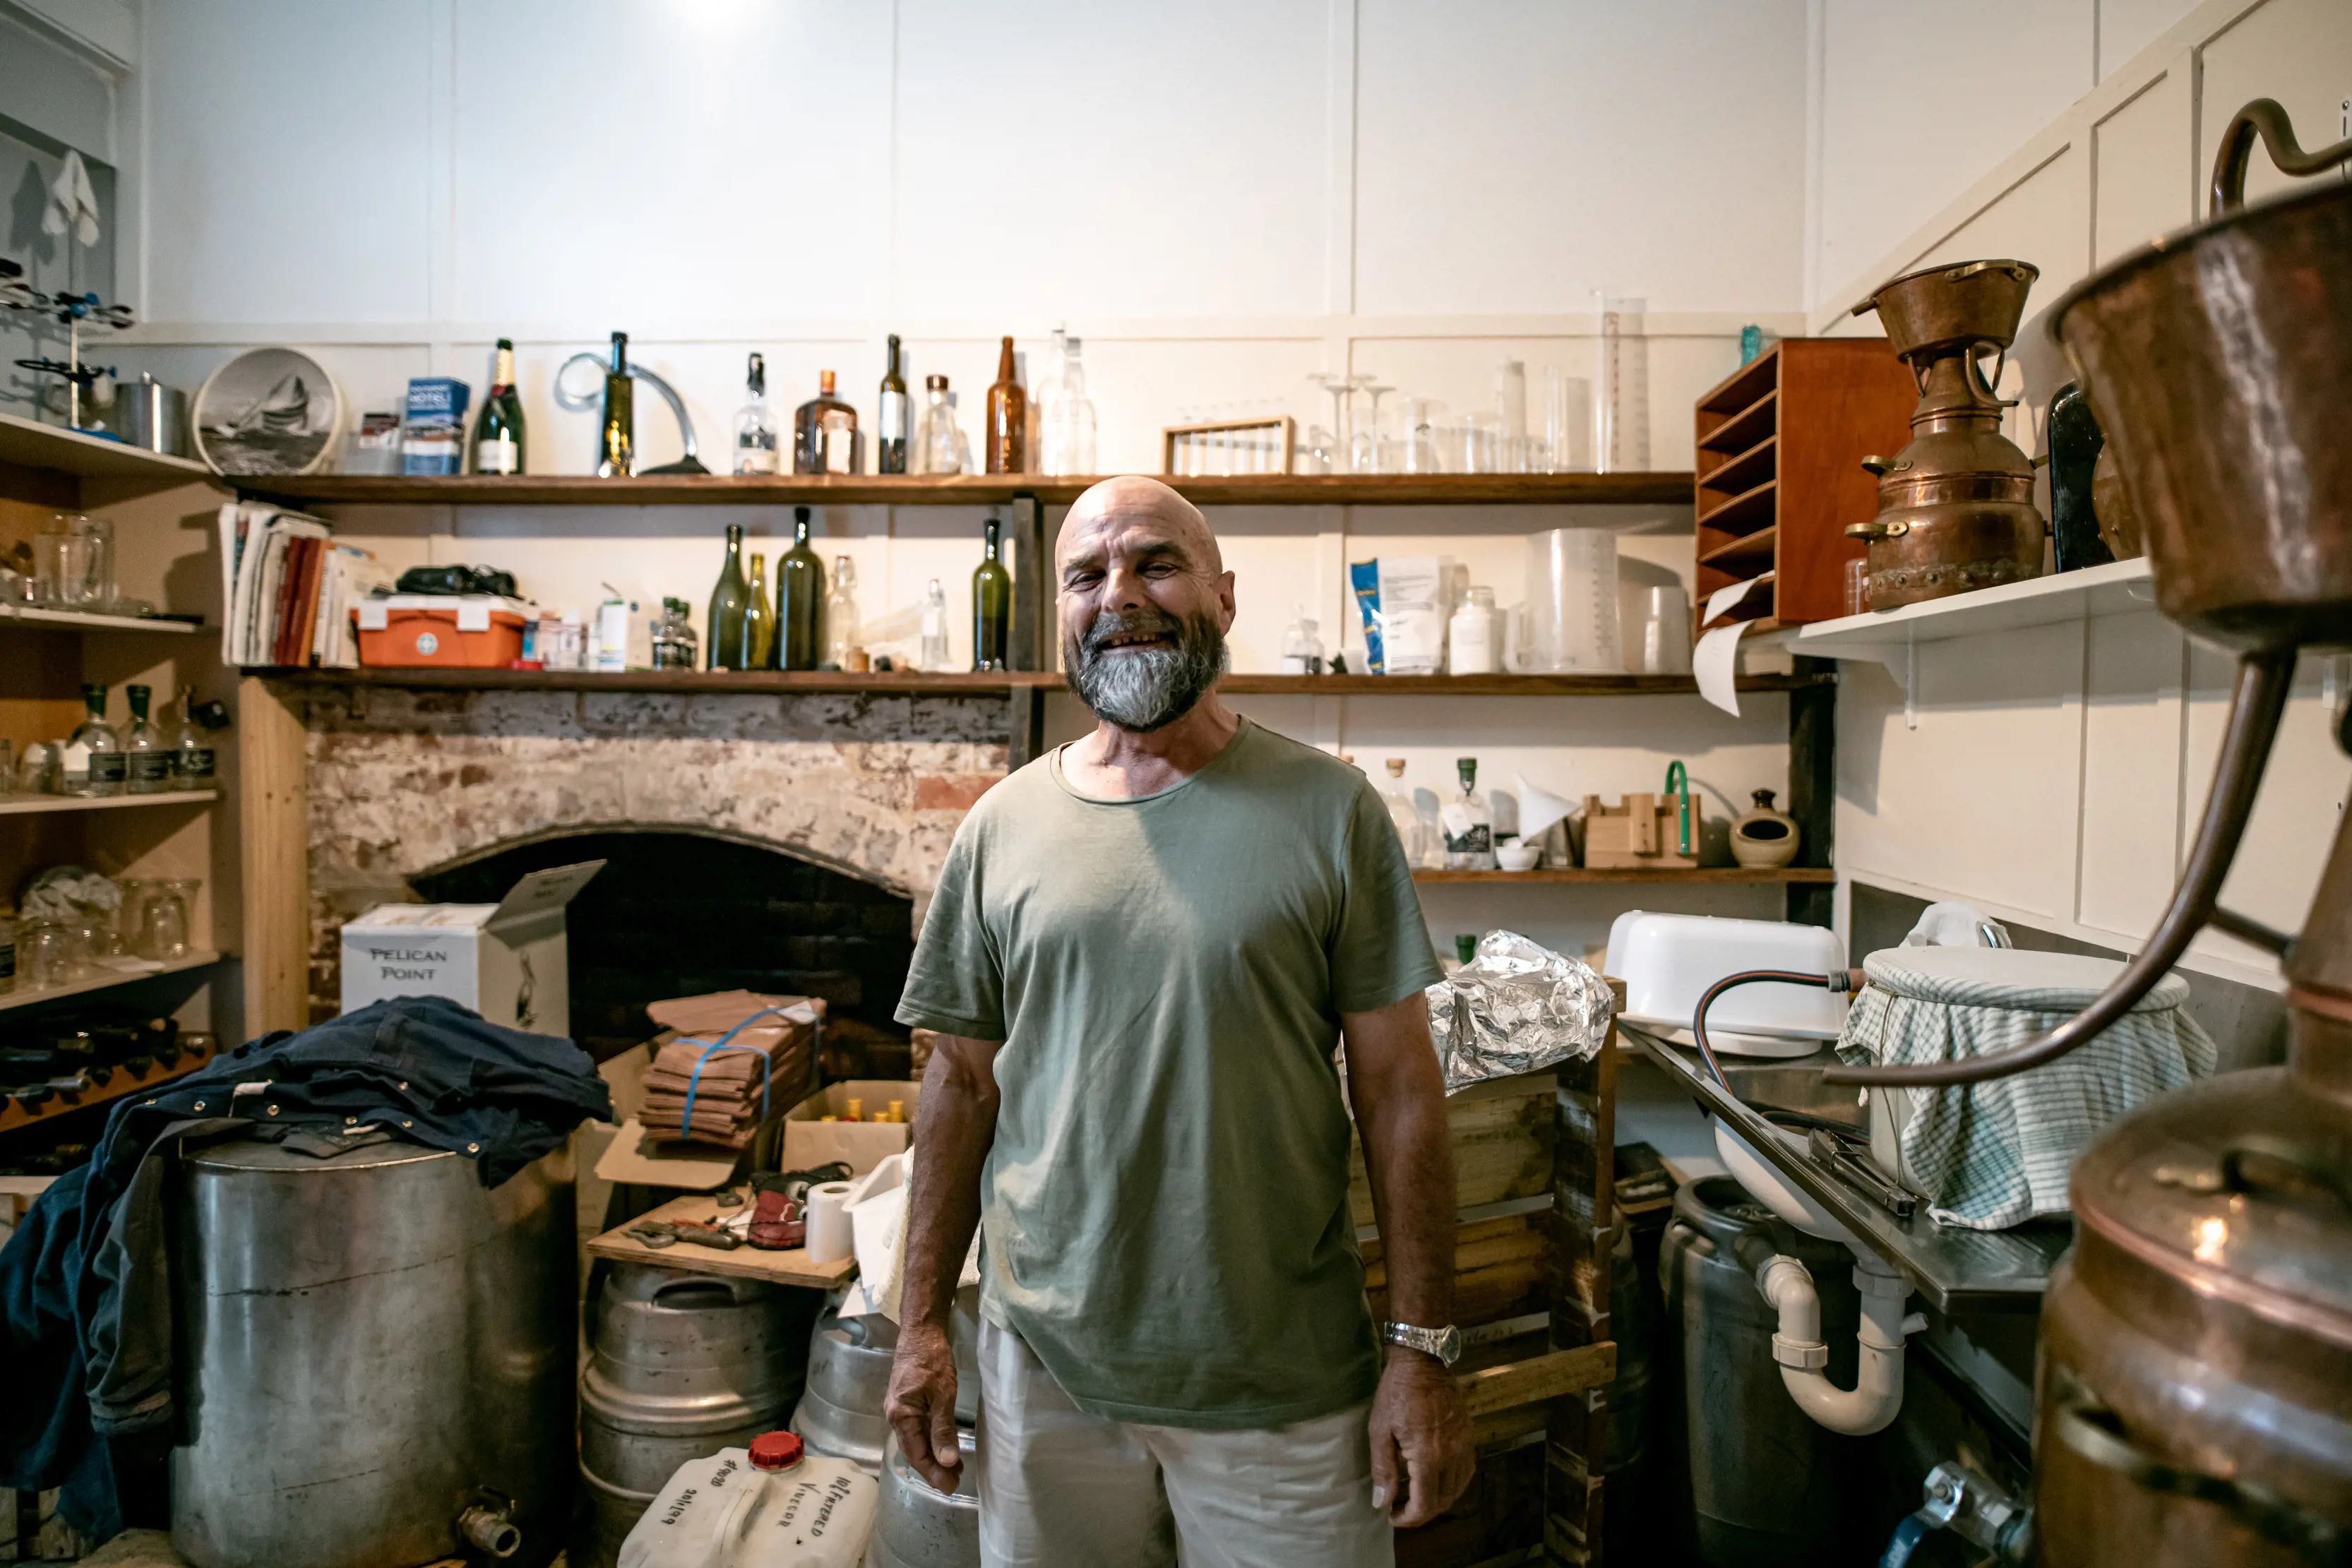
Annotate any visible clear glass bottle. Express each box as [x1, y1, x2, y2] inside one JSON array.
[[1441, 757, 1495, 870], [172, 688, 219, 788], [876, 335, 909, 474], [823, 555, 859, 669], [1042, 334, 1099, 475], [794, 371, 861, 475], [62, 683, 124, 798], [124, 683, 171, 794], [1381, 759, 1428, 866], [972, 517, 1011, 671], [651, 598, 698, 670], [919, 577, 951, 671], [1447, 586, 1500, 675], [915, 375, 962, 475], [734, 352, 780, 475], [1279, 606, 1325, 674]]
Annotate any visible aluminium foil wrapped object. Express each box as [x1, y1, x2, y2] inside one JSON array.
[[1426, 929, 1614, 1093]]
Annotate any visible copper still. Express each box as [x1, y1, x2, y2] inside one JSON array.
[[1846, 259, 2048, 609], [1826, 100, 2352, 1568]]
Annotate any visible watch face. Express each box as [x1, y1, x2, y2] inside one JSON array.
[[1438, 1325, 1464, 1364]]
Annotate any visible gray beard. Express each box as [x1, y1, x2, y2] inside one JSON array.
[[1067, 608, 1228, 732]]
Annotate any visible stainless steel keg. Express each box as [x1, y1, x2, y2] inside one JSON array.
[[797, 1298, 981, 1474], [578, 1264, 813, 1568], [867, 1428, 979, 1568], [169, 1139, 576, 1568]]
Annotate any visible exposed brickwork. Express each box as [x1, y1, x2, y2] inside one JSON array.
[[299, 683, 1010, 1026]]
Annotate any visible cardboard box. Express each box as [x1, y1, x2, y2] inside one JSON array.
[[339, 861, 604, 1034], [781, 1079, 920, 1177]]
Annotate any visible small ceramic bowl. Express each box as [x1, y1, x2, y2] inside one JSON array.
[[1496, 842, 1543, 872]]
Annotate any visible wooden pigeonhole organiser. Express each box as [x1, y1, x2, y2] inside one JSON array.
[[1361, 988, 1622, 1567]]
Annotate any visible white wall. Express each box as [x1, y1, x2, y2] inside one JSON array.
[[1810, 0, 2352, 990]]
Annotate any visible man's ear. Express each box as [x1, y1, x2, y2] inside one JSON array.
[[1217, 570, 1237, 631]]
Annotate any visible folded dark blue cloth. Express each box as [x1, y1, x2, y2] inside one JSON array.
[[0, 995, 612, 1540]]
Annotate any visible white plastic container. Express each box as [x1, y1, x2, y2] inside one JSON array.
[[618, 1434, 877, 1568], [1602, 911, 1846, 1058]]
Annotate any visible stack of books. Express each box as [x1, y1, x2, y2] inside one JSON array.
[[215, 500, 395, 668]]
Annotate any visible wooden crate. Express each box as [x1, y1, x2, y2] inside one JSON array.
[[1348, 1070, 1556, 1229]]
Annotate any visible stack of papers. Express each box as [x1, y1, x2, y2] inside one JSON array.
[[215, 501, 396, 669]]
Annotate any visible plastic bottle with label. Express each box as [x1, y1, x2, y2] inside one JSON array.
[[618, 1431, 877, 1568]]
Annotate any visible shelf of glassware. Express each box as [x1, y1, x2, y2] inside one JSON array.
[[231, 471, 1699, 508], [0, 410, 215, 492], [0, 789, 219, 817], [0, 951, 224, 1017], [250, 666, 1829, 698], [0, 606, 203, 634]]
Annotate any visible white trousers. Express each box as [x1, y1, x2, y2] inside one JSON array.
[[975, 1319, 1395, 1568]]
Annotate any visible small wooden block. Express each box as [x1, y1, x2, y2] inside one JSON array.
[[585, 1192, 857, 1290]]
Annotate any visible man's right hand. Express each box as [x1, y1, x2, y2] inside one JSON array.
[[884, 1319, 963, 1491]]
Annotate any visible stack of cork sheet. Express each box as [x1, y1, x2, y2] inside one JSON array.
[[638, 991, 821, 1150]]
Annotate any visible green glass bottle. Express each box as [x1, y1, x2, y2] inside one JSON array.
[[706, 524, 752, 670], [972, 516, 1011, 671], [744, 552, 777, 669], [599, 330, 633, 477], [777, 505, 826, 671], [472, 337, 527, 474]]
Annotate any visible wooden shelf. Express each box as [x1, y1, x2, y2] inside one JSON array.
[[1699, 525, 1778, 572], [1414, 867, 1834, 885], [0, 606, 202, 633], [0, 411, 217, 494], [1694, 478, 1777, 535], [1699, 389, 1778, 456], [234, 471, 1698, 509], [1698, 352, 1780, 417], [0, 1036, 223, 1136], [0, 789, 219, 816], [1698, 433, 1777, 498], [0, 952, 224, 1015], [261, 666, 1829, 697]]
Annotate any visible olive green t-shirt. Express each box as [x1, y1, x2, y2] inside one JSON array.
[[895, 718, 1442, 1428]]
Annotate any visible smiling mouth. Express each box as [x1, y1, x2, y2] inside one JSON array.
[[1097, 630, 1173, 651]]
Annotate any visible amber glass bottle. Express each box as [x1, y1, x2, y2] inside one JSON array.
[[985, 336, 1026, 474]]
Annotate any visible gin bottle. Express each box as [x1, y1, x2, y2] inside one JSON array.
[[1441, 757, 1495, 870], [124, 684, 172, 794], [1382, 759, 1428, 866], [62, 683, 125, 798], [733, 353, 780, 475], [172, 688, 219, 787]]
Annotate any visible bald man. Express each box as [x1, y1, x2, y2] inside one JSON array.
[[887, 477, 1473, 1567]]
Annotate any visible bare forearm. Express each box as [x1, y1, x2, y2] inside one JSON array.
[[1344, 998, 1458, 1331], [900, 1034, 1000, 1331]]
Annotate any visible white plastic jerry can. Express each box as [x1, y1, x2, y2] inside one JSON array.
[[619, 1430, 879, 1568]]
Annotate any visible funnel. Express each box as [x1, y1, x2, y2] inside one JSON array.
[[1854, 258, 2038, 360], [1515, 774, 1577, 841]]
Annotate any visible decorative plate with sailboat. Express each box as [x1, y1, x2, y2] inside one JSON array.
[[193, 346, 343, 475]]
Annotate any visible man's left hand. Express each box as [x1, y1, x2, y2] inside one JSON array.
[[1366, 1351, 1475, 1528]]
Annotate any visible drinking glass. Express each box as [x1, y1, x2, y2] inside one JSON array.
[[1397, 397, 1443, 474], [23, 923, 71, 988], [1461, 412, 1504, 474], [139, 888, 191, 962], [33, 526, 93, 606], [73, 515, 117, 609], [1356, 384, 1392, 474], [16, 741, 61, 794], [1545, 369, 1593, 472], [116, 879, 153, 954]]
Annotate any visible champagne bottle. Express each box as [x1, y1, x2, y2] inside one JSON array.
[[744, 552, 777, 669], [599, 331, 634, 477], [972, 516, 1011, 671], [985, 336, 1026, 474], [707, 525, 752, 669], [777, 506, 825, 670], [877, 334, 909, 474], [472, 338, 527, 474]]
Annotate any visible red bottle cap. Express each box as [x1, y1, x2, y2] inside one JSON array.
[[748, 1430, 803, 1470]]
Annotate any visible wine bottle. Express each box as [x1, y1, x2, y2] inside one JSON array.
[[777, 506, 826, 670], [985, 336, 1026, 474], [972, 516, 1011, 671], [706, 525, 752, 670], [744, 552, 777, 669], [473, 338, 527, 474], [877, 334, 910, 474], [599, 331, 634, 477], [734, 352, 780, 475]]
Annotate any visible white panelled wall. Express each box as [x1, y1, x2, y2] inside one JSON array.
[[1809, 0, 2352, 989]]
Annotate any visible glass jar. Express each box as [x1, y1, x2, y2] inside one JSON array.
[[1448, 587, 1500, 675]]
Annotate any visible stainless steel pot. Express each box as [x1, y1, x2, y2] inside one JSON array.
[[119, 373, 189, 457], [577, 1264, 811, 1568], [169, 1140, 576, 1568]]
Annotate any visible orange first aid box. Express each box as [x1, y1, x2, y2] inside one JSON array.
[[354, 594, 530, 667]]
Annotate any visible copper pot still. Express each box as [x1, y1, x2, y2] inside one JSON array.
[[1823, 101, 2352, 1568], [1845, 259, 2048, 609]]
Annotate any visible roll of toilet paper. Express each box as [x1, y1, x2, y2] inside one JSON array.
[[807, 1180, 858, 1264]]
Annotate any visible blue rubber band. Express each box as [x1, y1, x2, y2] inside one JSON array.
[[675, 1005, 796, 1138]]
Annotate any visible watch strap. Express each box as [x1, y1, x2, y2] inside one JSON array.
[[1381, 1319, 1463, 1365]]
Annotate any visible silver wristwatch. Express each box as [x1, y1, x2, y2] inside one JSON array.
[[1382, 1319, 1464, 1366]]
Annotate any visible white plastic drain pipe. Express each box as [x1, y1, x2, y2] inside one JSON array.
[[1748, 1249, 1928, 1436]]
